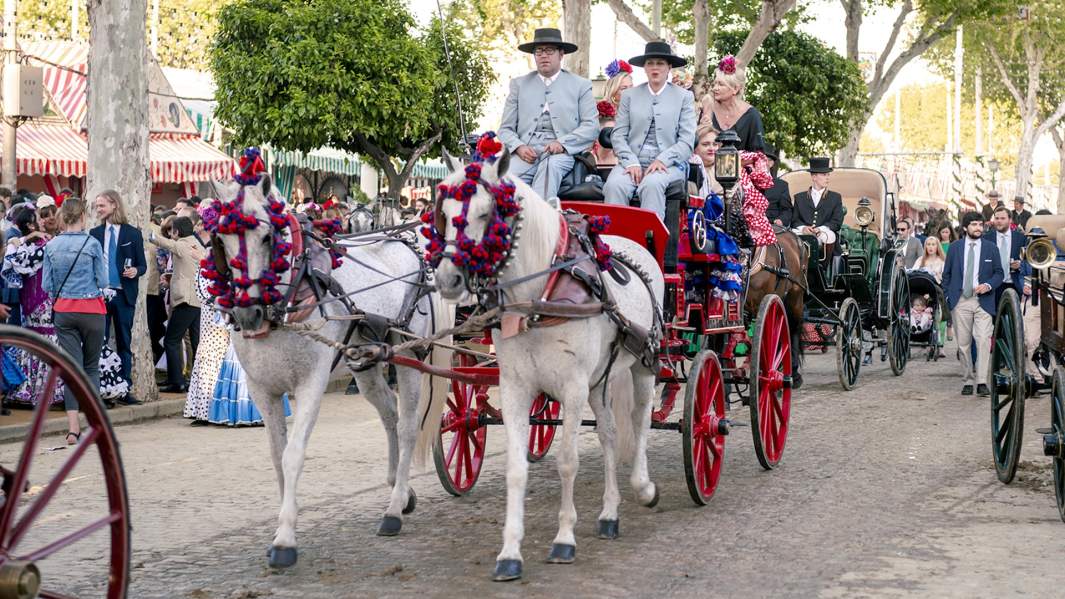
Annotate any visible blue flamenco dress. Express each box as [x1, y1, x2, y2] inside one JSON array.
[[208, 344, 292, 426]]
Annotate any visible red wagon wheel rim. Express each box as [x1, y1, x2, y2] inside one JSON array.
[[0, 326, 130, 599], [757, 298, 792, 465], [684, 352, 726, 504], [435, 354, 487, 495], [527, 394, 559, 462]]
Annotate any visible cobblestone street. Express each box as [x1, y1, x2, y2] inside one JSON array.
[[10, 351, 1064, 598]]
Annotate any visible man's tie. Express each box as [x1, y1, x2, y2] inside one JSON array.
[[107, 228, 121, 288], [963, 242, 976, 299], [998, 233, 1009, 276]]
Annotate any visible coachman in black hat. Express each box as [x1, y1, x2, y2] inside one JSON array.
[[762, 143, 793, 228], [791, 156, 843, 251]]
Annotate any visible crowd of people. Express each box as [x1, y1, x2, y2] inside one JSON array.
[[0, 188, 291, 444]]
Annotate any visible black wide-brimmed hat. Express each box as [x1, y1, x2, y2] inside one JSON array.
[[518, 28, 578, 54], [630, 41, 687, 68], [809, 156, 833, 173], [763, 143, 780, 163]]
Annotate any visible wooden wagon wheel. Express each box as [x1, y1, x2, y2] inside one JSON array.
[[888, 264, 910, 376], [1048, 367, 1065, 523], [748, 295, 792, 470], [682, 350, 727, 506], [433, 354, 488, 496], [990, 289, 1026, 484], [526, 394, 559, 463], [835, 298, 862, 391], [0, 326, 130, 599]]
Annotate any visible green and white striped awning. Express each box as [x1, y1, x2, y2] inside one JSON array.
[[411, 160, 447, 180], [269, 147, 362, 176]]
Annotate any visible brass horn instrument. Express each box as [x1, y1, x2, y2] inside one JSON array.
[[1024, 236, 1056, 270]]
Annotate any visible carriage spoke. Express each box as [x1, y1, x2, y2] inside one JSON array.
[[18, 511, 121, 562], [995, 412, 1013, 445], [445, 427, 461, 466], [8, 427, 101, 552], [0, 366, 58, 545], [38, 590, 78, 599], [992, 393, 1014, 412]]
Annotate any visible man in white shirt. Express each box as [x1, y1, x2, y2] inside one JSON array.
[[791, 157, 844, 252], [498, 28, 599, 201], [941, 211, 1004, 396], [982, 204, 1029, 302]]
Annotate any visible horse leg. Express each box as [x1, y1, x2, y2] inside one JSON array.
[[492, 378, 535, 582], [587, 380, 620, 540], [546, 381, 587, 565], [628, 367, 659, 507], [376, 363, 422, 536], [356, 367, 399, 483], [268, 370, 329, 569], [251, 385, 288, 497]]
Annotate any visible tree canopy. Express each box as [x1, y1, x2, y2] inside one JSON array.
[[212, 0, 493, 196], [712, 30, 868, 160]]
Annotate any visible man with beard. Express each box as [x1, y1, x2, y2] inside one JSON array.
[[942, 211, 1004, 397]]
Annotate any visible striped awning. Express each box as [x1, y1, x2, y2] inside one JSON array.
[[411, 160, 447, 180], [270, 147, 362, 176], [8, 123, 234, 183], [23, 41, 89, 126]]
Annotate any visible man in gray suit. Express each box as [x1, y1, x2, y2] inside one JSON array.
[[898, 218, 922, 268], [604, 41, 696, 218], [498, 28, 599, 201]]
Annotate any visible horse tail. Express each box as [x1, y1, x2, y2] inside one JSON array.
[[611, 368, 638, 466], [414, 294, 454, 470]]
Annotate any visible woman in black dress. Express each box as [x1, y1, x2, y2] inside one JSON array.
[[698, 55, 765, 152]]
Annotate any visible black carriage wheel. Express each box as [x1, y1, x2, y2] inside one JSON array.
[[990, 289, 1026, 484], [835, 298, 862, 391], [1051, 367, 1065, 523], [0, 325, 131, 599], [748, 295, 792, 470], [889, 265, 910, 376], [931, 302, 943, 362]]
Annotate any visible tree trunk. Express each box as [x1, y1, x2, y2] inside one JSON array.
[[692, 0, 710, 101], [1054, 128, 1065, 214], [86, 0, 155, 401], [838, 113, 865, 166], [604, 0, 655, 42], [563, 0, 591, 77], [1015, 115, 1037, 200], [735, 0, 797, 70]]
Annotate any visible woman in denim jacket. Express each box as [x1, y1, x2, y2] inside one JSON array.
[[42, 198, 108, 444]]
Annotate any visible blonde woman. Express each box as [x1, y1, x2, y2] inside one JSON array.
[[592, 59, 634, 167], [698, 55, 765, 152], [913, 236, 946, 282]]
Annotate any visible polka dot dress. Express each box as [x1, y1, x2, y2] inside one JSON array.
[[183, 274, 229, 421]]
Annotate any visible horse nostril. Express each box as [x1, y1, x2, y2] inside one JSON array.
[[449, 275, 463, 289]]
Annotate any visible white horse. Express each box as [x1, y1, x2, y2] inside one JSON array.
[[210, 174, 449, 568], [425, 147, 664, 581]]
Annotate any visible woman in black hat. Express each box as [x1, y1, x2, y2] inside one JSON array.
[[698, 55, 765, 153]]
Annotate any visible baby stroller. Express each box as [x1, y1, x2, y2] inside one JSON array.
[[906, 270, 948, 361]]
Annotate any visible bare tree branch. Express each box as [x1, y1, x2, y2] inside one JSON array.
[[870, 11, 957, 107], [987, 43, 1026, 109], [841, 0, 862, 62], [1035, 99, 1065, 141], [872, 0, 913, 86], [398, 132, 443, 182], [736, 0, 797, 69], [604, 0, 655, 41]]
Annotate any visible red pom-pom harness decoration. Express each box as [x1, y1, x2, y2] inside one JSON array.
[[420, 132, 521, 280]]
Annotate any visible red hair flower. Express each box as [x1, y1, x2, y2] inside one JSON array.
[[597, 100, 616, 119], [476, 133, 503, 159], [718, 55, 737, 75]]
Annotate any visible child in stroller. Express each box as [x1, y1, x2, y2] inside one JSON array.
[[910, 295, 934, 334]]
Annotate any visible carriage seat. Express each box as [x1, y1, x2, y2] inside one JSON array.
[[839, 224, 879, 284], [556, 152, 604, 201]]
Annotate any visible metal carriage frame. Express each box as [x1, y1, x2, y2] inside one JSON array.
[[427, 191, 795, 506], [780, 167, 911, 391], [989, 213, 1065, 522]]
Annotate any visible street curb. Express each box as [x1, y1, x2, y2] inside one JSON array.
[[0, 397, 187, 444]]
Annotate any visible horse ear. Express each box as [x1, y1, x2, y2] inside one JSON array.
[[442, 149, 458, 174], [496, 150, 510, 178], [260, 173, 272, 197]]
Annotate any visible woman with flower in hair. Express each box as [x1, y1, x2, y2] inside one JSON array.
[[592, 59, 634, 167], [699, 55, 765, 153]]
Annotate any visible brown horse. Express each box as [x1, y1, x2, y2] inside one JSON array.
[[745, 228, 809, 388]]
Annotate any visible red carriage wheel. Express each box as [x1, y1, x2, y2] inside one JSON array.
[[527, 394, 559, 463], [748, 295, 792, 469], [0, 326, 130, 599], [433, 354, 488, 496], [682, 350, 727, 506]]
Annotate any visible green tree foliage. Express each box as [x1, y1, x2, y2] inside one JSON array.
[[712, 30, 867, 159], [212, 0, 492, 197]]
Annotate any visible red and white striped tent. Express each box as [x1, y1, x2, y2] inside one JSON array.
[[4, 41, 234, 191]]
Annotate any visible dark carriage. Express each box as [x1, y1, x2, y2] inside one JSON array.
[[779, 168, 910, 391], [989, 214, 1065, 522]]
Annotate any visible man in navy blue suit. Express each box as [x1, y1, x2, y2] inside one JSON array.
[[91, 190, 146, 405], [983, 204, 1030, 303], [942, 211, 1004, 397]]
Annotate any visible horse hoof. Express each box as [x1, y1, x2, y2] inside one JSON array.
[[642, 485, 660, 508], [402, 488, 417, 515], [546, 543, 576, 564], [377, 515, 403, 537], [792, 372, 804, 390], [267, 546, 298, 568], [597, 519, 619, 539], [492, 559, 523, 581]]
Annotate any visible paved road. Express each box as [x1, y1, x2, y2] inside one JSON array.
[[10, 351, 1063, 598]]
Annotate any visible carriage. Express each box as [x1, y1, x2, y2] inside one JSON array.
[[989, 214, 1065, 522], [0, 326, 131, 598], [779, 168, 910, 390], [428, 132, 794, 506]]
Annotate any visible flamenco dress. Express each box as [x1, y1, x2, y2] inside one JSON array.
[[208, 345, 292, 426]]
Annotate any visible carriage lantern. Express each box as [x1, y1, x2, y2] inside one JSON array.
[[714, 130, 741, 191], [855, 196, 875, 228]]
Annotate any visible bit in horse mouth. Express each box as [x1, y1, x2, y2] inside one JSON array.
[[242, 322, 272, 339]]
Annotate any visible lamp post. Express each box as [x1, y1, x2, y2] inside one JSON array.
[[592, 74, 607, 100], [988, 157, 1000, 192]]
